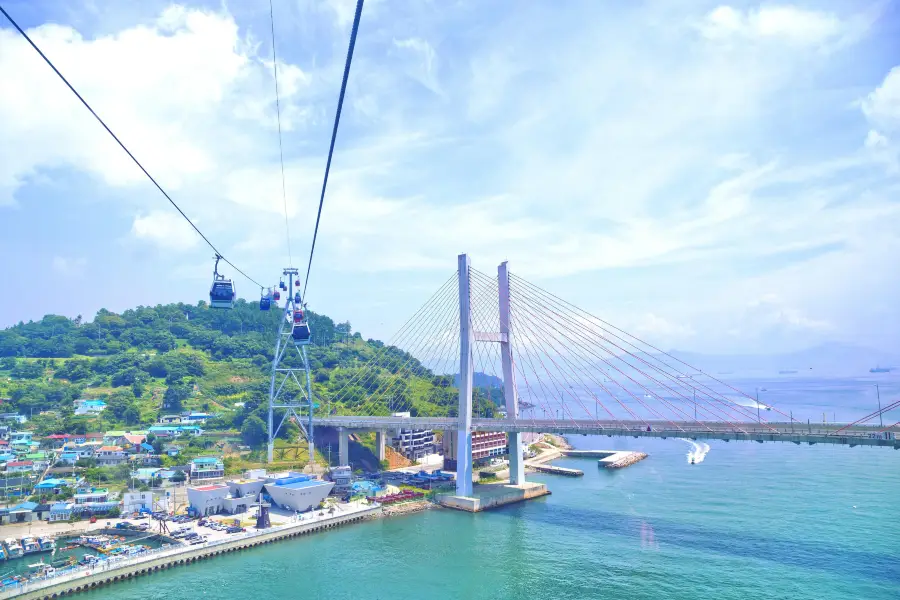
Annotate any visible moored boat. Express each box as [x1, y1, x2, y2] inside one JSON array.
[[37, 537, 55, 552], [20, 537, 41, 554], [3, 539, 24, 559]]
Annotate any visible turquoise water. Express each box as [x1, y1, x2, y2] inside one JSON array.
[[76, 436, 899, 600]]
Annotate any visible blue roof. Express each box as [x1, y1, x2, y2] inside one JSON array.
[[140, 443, 154, 451], [269, 479, 321, 490], [60, 452, 78, 459], [10, 501, 38, 512], [192, 457, 220, 464], [35, 479, 67, 488], [82, 400, 106, 406]]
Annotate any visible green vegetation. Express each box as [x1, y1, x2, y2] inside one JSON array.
[[0, 301, 494, 450]]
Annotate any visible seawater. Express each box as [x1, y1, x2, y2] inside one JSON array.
[[81, 376, 899, 599]]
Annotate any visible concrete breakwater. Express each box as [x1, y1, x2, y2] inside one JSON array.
[[560, 450, 649, 469], [382, 500, 434, 517], [2, 506, 381, 600], [528, 463, 583, 476]]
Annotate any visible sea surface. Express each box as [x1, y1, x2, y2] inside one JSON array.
[[80, 375, 900, 599]]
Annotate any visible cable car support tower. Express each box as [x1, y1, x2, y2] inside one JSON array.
[[267, 267, 315, 466]]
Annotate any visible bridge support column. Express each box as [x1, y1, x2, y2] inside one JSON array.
[[498, 261, 524, 485], [338, 428, 349, 466], [376, 430, 386, 462], [456, 254, 474, 497]]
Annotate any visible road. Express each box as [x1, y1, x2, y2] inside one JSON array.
[[312, 416, 900, 448]]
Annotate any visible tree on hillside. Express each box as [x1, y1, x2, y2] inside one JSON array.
[[163, 382, 191, 412], [123, 405, 141, 426], [241, 415, 266, 447]]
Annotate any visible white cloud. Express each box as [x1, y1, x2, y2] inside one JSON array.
[[0, 6, 311, 207], [699, 5, 842, 46], [51, 256, 87, 277], [392, 37, 440, 94], [861, 66, 900, 128], [634, 314, 696, 339], [131, 211, 199, 251]]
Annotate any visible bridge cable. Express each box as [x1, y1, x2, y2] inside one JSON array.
[[510, 273, 771, 427], [302, 0, 365, 301], [0, 4, 263, 289], [506, 275, 744, 430], [832, 399, 900, 435], [268, 0, 293, 267]]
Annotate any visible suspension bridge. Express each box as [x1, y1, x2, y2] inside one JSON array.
[[307, 254, 898, 498]]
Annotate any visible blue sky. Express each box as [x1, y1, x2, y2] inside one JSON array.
[[1, 0, 898, 354]]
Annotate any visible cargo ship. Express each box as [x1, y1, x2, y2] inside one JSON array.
[[870, 366, 891, 373]]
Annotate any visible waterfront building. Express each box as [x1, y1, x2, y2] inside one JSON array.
[[123, 491, 155, 513], [186, 483, 231, 516], [390, 412, 436, 460], [48, 502, 73, 522], [7, 501, 38, 523], [329, 466, 353, 494], [262, 473, 334, 513], [73, 487, 110, 505], [190, 457, 225, 481], [442, 431, 509, 471]]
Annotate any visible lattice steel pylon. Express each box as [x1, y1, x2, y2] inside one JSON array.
[[267, 267, 315, 466]]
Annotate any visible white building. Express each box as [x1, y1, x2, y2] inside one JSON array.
[[123, 491, 155, 513], [391, 412, 436, 460]]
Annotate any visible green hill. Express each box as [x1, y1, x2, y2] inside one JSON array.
[[0, 300, 478, 445]]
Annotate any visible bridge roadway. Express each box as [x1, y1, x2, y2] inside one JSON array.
[[313, 416, 900, 448]]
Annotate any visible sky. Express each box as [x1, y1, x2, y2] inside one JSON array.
[[0, 0, 898, 355]]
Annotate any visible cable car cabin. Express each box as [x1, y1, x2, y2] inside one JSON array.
[[273, 290, 281, 301], [259, 296, 271, 311], [295, 279, 300, 287], [279, 281, 287, 291], [294, 293, 301, 305], [209, 279, 236, 309], [291, 322, 311, 344], [292, 310, 304, 323]]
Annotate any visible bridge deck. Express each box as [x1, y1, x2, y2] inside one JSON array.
[[313, 416, 900, 448]]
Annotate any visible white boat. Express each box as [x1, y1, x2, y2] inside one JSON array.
[[4, 538, 24, 559], [264, 476, 334, 513], [21, 537, 41, 554]]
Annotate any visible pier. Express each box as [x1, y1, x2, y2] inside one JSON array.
[[560, 450, 649, 469], [528, 463, 584, 476], [0, 505, 380, 600]]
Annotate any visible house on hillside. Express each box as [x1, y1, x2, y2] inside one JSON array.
[[189, 457, 224, 481], [95, 446, 127, 466], [74, 399, 106, 415], [148, 425, 202, 438], [5, 460, 34, 474]]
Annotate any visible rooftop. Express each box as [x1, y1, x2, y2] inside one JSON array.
[[192, 484, 229, 492], [192, 457, 222, 465]]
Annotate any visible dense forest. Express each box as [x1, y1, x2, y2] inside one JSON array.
[[0, 300, 495, 445]]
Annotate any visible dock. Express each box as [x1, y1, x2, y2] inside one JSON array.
[[528, 463, 583, 476], [560, 449, 648, 469], [437, 482, 550, 513]]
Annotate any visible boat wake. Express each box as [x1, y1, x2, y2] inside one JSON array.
[[679, 439, 710, 464]]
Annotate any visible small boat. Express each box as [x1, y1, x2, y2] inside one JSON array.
[[690, 458, 695, 465], [37, 538, 55, 552], [20, 538, 40, 554], [0, 545, 6, 561], [3, 540, 23, 559]]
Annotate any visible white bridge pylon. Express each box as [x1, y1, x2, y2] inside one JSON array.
[[456, 254, 524, 496]]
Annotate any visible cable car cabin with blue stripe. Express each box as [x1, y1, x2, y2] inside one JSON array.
[[292, 310, 311, 345]]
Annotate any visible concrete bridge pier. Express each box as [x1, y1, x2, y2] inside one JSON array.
[[376, 430, 386, 462], [338, 427, 349, 466]]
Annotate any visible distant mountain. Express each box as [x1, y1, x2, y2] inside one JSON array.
[[454, 371, 504, 388], [664, 343, 900, 377]]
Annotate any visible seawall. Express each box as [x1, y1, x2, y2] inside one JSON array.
[[3, 507, 380, 600]]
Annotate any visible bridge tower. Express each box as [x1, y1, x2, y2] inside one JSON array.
[[267, 267, 315, 467], [455, 255, 524, 496]]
